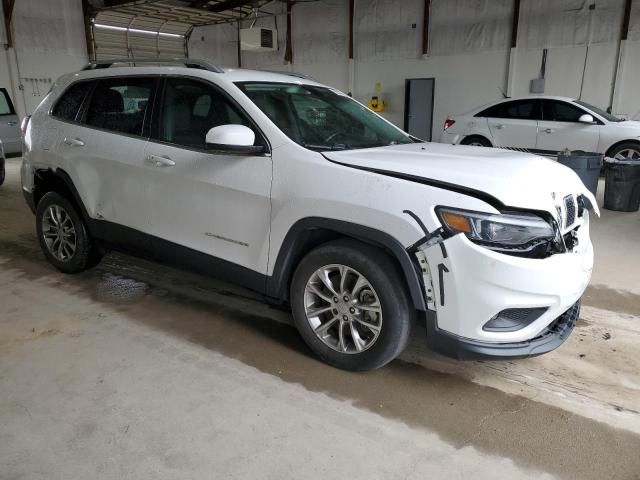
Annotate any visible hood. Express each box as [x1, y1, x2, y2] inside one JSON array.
[[607, 120, 640, 131], [323, 142, 600, 219]]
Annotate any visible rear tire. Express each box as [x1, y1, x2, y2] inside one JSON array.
[[461, 135, 492, 147], [0, 159, 5, 186], [36, 192, 102, 273], [290, 240, 413, 371]]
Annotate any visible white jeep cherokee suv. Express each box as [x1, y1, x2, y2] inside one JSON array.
[[21, 59, 598, 371]]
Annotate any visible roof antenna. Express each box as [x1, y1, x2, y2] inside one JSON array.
[[498, 85, 509, 99]]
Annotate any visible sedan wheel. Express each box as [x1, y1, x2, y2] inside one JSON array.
[[613, 148, 640, 160]]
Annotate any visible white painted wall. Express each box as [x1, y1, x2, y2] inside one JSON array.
[[190, 0, 640, 141], [0, 0, 88, 118]]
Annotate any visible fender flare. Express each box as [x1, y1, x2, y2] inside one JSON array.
[[266, 217, 427, 311]]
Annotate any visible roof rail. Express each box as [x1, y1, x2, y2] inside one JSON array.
[[262, 70, 315, 81], [83, 58, 224, 73]]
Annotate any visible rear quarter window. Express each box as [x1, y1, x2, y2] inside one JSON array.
[[51, 81, 94, 122]]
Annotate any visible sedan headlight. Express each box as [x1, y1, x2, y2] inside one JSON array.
[[436, 207, 555, 248]]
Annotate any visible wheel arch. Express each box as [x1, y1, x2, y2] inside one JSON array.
[[604, 139, 640, 158], [266, 218, 427, 311], [33, 168, 91, 223], [461, 134, 493, 147]]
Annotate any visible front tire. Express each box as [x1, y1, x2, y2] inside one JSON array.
[[36, 192, 101, 273], [608, 142, 640, 161], [290, 240, 413, 371]]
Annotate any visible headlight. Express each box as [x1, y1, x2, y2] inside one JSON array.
[[436, 207, 555, 247]]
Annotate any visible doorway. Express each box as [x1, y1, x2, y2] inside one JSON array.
[[404, 78, 435, 141]]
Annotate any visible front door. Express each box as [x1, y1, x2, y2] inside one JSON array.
[[143, 76, 272, 275], [0, 88, 21, 155], [537, 99, 600, 153], [405, 78, 434, 141]]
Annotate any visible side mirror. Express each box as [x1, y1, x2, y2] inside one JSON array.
[[205, 125, 265, 154], [578, 114, 595, 124]]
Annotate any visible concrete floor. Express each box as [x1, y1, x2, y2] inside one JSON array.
[[1, 158, 640, 479]]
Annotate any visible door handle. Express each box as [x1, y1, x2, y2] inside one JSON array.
[[147, 154, 175, 167], [63, 137, 85, 147], [7, 121, 17, 126], [544, 128, 553, 134], [494, 124, 504, 129]]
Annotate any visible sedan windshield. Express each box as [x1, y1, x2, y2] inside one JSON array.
[[575, 100, 623, 122], [235, 82, 414, 151]]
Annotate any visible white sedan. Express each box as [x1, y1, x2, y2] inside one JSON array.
[[440, 95, 640, 160]]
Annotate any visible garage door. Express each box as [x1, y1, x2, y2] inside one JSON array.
[[93, 10, 190, 60]]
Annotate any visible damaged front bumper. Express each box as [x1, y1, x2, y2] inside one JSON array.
[[415, 210, 592, 360], [425, 300, 581, 360]]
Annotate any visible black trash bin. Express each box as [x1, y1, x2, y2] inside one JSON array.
[[603, 159, 640, 212], [557, 150, 603, 197]]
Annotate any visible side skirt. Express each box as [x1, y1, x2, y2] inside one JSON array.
[[89, 219, 268, 294]]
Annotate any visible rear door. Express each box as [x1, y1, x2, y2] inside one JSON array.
[[537, 99, 600, 153], [478, 99, 541, 150], [0, 88, 21, 155], [56, 76, 157, 235]]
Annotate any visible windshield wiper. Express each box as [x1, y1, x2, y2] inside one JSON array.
[[301, 143, 350, 151]]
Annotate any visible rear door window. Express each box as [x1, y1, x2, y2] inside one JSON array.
[[476, 100, 541, 120], [0, 88, 16, 116], [51, 81, 94, 122], [83, 77, 155, 137]]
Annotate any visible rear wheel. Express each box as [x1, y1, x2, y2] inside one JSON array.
[[461, 135, 492, 147], [36, 192, 101, 273], [290, 240, 413, 371], [0, 159, 5, 186]]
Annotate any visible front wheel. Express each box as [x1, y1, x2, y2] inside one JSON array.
[[36, 191, 101, 273], [608, 142, 640, 161], [290, 240, 413, 371]]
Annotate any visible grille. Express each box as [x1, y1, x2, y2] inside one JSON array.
[[564, 195, 576, 228]]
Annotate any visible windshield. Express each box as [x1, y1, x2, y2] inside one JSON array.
[[235, 82, 414, 151], [575, 100, 623, 122]]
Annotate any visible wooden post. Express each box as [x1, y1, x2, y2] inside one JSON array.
[[348, 0, 354, 59], [422, 0, 430, 55], [510, 0, 520, 48], [81, 0, 95, 60], [2, 0, 16, 48], [284, 0, 293, 64]]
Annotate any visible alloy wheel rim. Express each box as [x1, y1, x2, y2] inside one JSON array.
[[42, 204, 77, 262], [614, 148, 640, 160], [304, 264, 382, 354]]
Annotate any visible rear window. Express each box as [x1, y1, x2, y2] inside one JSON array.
[[0, 88, 15, 116], [83, 77, 155, 137], [51, 81, 94, 121]]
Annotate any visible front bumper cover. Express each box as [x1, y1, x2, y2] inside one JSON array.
[[425, 300, 581, 360]]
